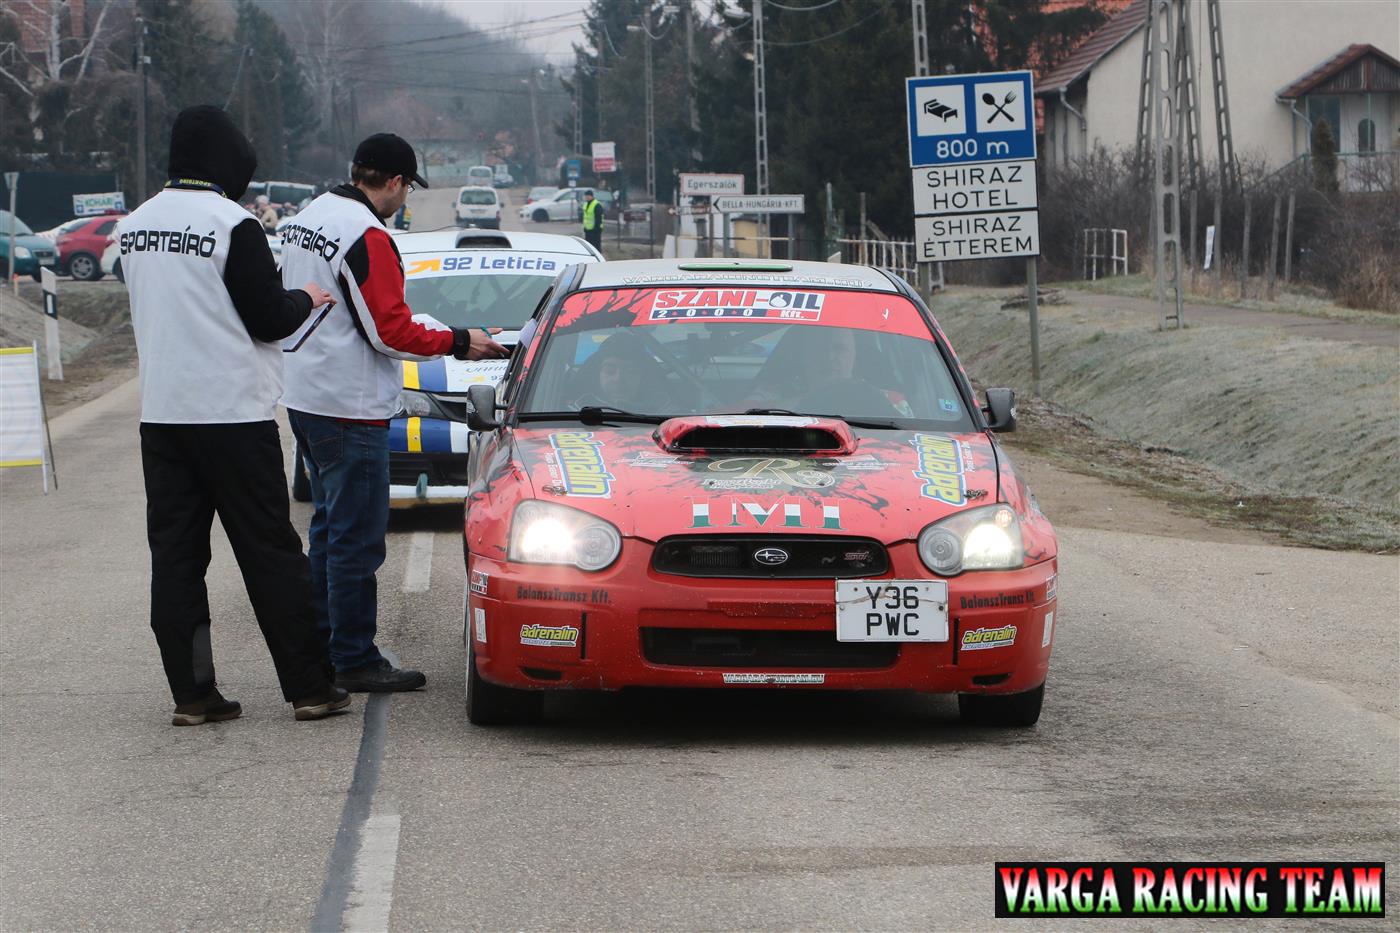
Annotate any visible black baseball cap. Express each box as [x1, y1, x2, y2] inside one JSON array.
[[352, 133, 429, 188]]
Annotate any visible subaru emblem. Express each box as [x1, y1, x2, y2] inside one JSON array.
[[753, 547, 789, 566]]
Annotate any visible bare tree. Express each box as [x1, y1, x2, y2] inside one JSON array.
[[0, 0, 113, 95]]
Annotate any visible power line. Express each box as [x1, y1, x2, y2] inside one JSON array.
[[766, 7, 883, 46], [765, 0, 843, 11]]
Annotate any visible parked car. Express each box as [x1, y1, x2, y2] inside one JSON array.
[[0, 211, 60, 281], [466, 165, 495, 188], [455, 186, 502, 229], [519, 187, 615, 224], [525, 186, 560, 205], [492, 165, 514, 188], [244, 180, 315, 214], [56, 212, 125, 280], [458, 258, 1056, 727]]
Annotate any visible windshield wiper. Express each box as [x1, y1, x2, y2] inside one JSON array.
[[517, 407, 667, 425], [738, 408, 899, 430]]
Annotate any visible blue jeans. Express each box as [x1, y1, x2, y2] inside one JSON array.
[[288, 410, 389, 673]]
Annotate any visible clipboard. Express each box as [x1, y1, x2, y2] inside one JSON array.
[[283, 300, 335, 352]]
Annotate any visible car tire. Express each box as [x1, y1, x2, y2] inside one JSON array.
[[531, 209, 549, 224], [291, 444, 311, 502], [957, 682, 1044, 728], [465, 620, 542, 726], [68, 252, 101, 281]]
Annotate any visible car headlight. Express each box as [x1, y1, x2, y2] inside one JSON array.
[[393, 389, 444, 420], [508, 500, 620, 572], [917, 504, 1024, 575], [14, 246, 31, 259]]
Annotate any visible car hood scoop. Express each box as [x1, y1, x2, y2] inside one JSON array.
[[653, 416, 858, 456]]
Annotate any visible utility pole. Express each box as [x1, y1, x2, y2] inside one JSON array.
[[526, 71, 544, 183], [911, 0, 930, 77], [685, 2, 700, 165], [573, 58, 583, 156], [135, 16, 148, 204], [596, 44, 605, 139], [752, 0, 769, 195], [627, 19, 657, 200], [1147, 0, 1184, 329], [241, 48, 253, 142]]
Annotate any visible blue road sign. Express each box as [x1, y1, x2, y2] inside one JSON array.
[[907, 70, 1036, 167], [566, 158, 582, 180]]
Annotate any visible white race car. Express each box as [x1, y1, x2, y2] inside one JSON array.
[[291, 228, 604, 506]]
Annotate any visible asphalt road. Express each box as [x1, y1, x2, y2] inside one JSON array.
[[1, 186, 1396, 930]]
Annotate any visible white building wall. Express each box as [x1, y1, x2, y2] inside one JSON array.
[[1074, 0, 1400, 170]]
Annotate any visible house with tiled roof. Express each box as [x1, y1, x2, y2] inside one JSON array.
[[1035, 0, 1399, 180]]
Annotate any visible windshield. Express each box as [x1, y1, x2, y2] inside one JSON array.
[[519, 287, 974, 430], [404, 253, 561, 329], [57, 218, 90, 234], [0, 212, 34, 235], [459, 190, 496, 205], [268, 184, 312, 204]]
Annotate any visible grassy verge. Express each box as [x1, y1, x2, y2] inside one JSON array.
[[1059, 273, 1400, 325], [934, 289, 1399, 553]]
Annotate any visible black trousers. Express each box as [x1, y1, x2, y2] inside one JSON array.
[[140, 421, 331, 704], [584, 226, 603, 253]]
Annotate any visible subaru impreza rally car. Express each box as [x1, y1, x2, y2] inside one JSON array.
[[459, 259, 1059, 727], [290, 229, 602, 505]]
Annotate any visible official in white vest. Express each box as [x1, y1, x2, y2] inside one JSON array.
[[281, 133, 506, 692], [118, 105, 352, 726]]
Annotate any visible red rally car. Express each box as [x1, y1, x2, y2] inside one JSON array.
[[461, 259, 1058, 727]]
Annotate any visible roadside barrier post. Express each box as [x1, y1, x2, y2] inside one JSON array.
[[5, 172, 16, 297], [1266, 193, 1281, 300], [1027, 257, 1041, 397], [1238, 197, 1251, 300], [41, 268, 62, 381], [1283, 191, 1295, 283]]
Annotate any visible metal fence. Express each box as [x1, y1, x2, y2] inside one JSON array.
[[833, 238, 943, 290], [1082, 228, 1129, 280]]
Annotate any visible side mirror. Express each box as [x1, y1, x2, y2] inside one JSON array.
[[983, 387, 1017, 433], [466, 384, 501, 431]]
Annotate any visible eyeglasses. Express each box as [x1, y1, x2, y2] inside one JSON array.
[[404, 181, 417, 194]]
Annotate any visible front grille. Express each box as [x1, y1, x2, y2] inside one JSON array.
[[652, 535, 888, 578], [389, 452, 470, 486], [642, 628, 898, 669]]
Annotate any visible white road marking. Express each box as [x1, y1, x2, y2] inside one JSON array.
[[402, 532, 434, 592], [341, 809, 401, 933]]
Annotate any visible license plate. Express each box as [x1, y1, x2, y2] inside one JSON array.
[[835, 579, 949, 642]]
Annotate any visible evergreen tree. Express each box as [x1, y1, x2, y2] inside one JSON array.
[[1311, 118, 1339, 193]]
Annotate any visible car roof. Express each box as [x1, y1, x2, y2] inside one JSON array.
[[456, 185, 497, 193], [393, 228, 601, 258], [573, 259, 900, 293]]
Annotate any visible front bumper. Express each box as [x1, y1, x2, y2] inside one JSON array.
[[388, 416, 471, 508], [467, 541, 1057, 695]]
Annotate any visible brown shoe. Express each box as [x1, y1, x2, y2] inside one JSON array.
[[172, 687, 242, 726], [293, 685, 352, 721]]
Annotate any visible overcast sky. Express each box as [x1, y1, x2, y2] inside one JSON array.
[[438, 0, 594, 62]]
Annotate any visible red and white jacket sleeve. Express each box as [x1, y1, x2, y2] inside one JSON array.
[[338, 226, 454, 361]]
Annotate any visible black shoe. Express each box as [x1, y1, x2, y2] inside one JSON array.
[[335, 659, 427, 693], [293, 685, 352, 721], [172, 687, 242, 726]]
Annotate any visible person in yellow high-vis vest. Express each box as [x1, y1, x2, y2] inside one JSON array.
[[581, 190, 604, 253]]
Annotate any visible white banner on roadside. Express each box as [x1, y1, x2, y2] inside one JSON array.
[[0, 343, 55, 492]]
